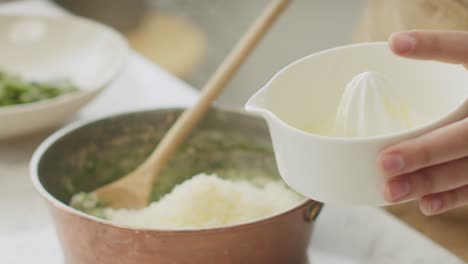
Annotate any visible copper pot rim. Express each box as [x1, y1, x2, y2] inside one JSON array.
[[30, 106, 320, 235]]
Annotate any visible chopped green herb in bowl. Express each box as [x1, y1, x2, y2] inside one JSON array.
[[0, 71, 78, 106]]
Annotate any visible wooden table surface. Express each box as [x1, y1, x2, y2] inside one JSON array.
[[386, 203, 468, 261]]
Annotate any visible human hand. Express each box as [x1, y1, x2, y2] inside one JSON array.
[[378, 30, 468, 215]]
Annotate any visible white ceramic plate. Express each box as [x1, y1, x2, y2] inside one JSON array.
[[0, 14, 128, 139]]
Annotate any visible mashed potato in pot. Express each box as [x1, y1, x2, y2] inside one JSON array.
[[71, 173, 303, 229]]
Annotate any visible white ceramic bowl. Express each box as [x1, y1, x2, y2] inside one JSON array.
[[246, 42, 468, 206], [0, 15, 128, 139]]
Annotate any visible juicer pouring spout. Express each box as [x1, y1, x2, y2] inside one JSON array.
[[245, 86, 271, 118]]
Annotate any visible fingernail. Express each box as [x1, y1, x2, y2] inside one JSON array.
[[386, 179, 410, 201], [391, 33, 416, 54], [381, 154, 405, 174], [429, 197, 442, 213]]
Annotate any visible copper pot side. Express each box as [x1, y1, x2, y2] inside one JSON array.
[[47, 199, 318, 264]]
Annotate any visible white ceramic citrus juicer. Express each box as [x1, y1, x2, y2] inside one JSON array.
[[245, 42, 468, 206]]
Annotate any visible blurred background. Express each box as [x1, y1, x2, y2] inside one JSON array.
[[48, 0, 365, 106]]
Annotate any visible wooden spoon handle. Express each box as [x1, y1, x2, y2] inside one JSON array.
[[141, 0, 291, 182]]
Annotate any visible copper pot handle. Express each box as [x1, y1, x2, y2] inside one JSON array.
[[304, 201, 323, 222]]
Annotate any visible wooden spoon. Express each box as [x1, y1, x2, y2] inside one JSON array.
[[94, 0, 291, 209]]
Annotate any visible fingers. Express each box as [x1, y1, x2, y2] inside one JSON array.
[[383, 157, 468, 202], [379, 118, 468, 176], [384, 30, 468, 215], [419, 185, 468, 215], [389, 30, 468, 65]]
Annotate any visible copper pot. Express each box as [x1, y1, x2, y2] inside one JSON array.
[[31, 107, 322, 264]]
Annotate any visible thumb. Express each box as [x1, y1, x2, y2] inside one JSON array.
[[388, 30, 468, 68]]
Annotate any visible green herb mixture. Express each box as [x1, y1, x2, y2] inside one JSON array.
[[0, 71, 77, 106]]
